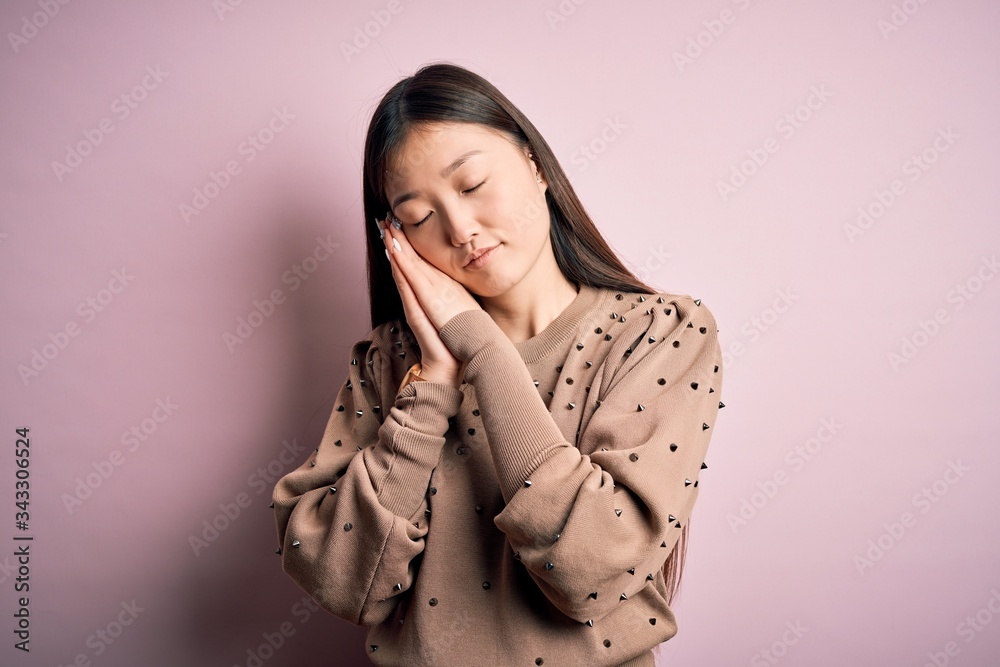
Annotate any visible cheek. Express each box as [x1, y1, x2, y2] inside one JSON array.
[[494, 182, 547, 234]]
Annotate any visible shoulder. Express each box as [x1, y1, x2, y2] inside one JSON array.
[[588, 287, 720, 391], [348, 318, 421, 389], [589, 286, 719, 341]]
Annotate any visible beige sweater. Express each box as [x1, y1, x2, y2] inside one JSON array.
[[272, 283, 724, 666]]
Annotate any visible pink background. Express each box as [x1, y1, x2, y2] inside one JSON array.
[[3, 1, 999, 665]]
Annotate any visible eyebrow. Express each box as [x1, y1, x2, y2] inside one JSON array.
[[389, 149, 483, 210]]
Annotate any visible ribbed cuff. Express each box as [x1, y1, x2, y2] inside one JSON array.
[[364, 380, 464, 516], [437, 309, 567, 502]]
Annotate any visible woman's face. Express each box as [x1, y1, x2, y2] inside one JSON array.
[[382, 121, 551, 298]]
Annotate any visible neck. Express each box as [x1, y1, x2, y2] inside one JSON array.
[[478, 252, 579, 345]]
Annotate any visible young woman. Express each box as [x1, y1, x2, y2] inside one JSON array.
[[272, 62, 724, 667]]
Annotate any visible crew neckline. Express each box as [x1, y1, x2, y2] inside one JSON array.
[[513, 283, 604, 364]]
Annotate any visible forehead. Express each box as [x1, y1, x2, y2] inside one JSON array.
[[385, 122, 514, 187]]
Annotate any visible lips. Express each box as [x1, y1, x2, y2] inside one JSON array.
[[465, 244, 499, 268]]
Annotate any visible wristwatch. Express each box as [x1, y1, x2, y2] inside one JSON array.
[[398, 362, 427, 393]]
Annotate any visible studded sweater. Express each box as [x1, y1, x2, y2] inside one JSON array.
[[272, 283, 724, 667]]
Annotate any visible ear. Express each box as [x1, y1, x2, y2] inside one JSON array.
[[525, 147, 545, 187]]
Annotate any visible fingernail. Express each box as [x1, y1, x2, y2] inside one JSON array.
[[391, 216, 402, 231], [385, 248, 390, 260], [392, 238, 402, 252], [373, 217, 384, 240]]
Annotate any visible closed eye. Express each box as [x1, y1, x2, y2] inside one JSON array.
[[413, 181, 485, 228]]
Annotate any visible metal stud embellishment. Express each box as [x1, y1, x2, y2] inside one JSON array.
[[329, 486, 337, 493], [275, 547, 282, 555], [394, 583, 402, 591], [627, 567, 635, 575], [268, 502, 274, 508], [334, 439, 342, 447], [691, 382, 699, 390], [629, 453, 639, 462], [669, 514, 676, 522], [586, 619, 594, 627], [694, 298, 702, 306], [604, 639, 612, 648], [646, 573, 654, 581], [344, 522, 353, 531], [589, 592, 598, 600], [291, 540, 301, 548], [576, 343, 584, 350], [370, 645, 378, 653], [482, 581, 491, 590], [524, 480, 532, 487], [567, 402, 575, 410], [669, 443, 678, 452], [637, 404, 645, 412], [702, 423, 710, 430], [650, 617, 657, 625], [545, 562, 554, 570], [614, 508, 622, 517], [648, 336, 655, 344], [684, 478, 693, 486], [429, 598, 438, 606], [619, 593, 628, 601], [702, 462, 709, 469]]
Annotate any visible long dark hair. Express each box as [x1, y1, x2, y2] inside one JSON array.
[[358, 61, 691, 607]]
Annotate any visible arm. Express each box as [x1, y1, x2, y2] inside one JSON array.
[[436, 295, 723, 623], [272, 322, 464, 626]]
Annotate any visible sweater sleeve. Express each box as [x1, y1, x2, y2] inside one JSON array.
[[436, 295, 723, 623], [272, 321, 465, 626]]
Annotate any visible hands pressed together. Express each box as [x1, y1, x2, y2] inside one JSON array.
[[377, 214, 481, 388]]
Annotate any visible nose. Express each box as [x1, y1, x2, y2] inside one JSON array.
[[444, 205, 481, 247]]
